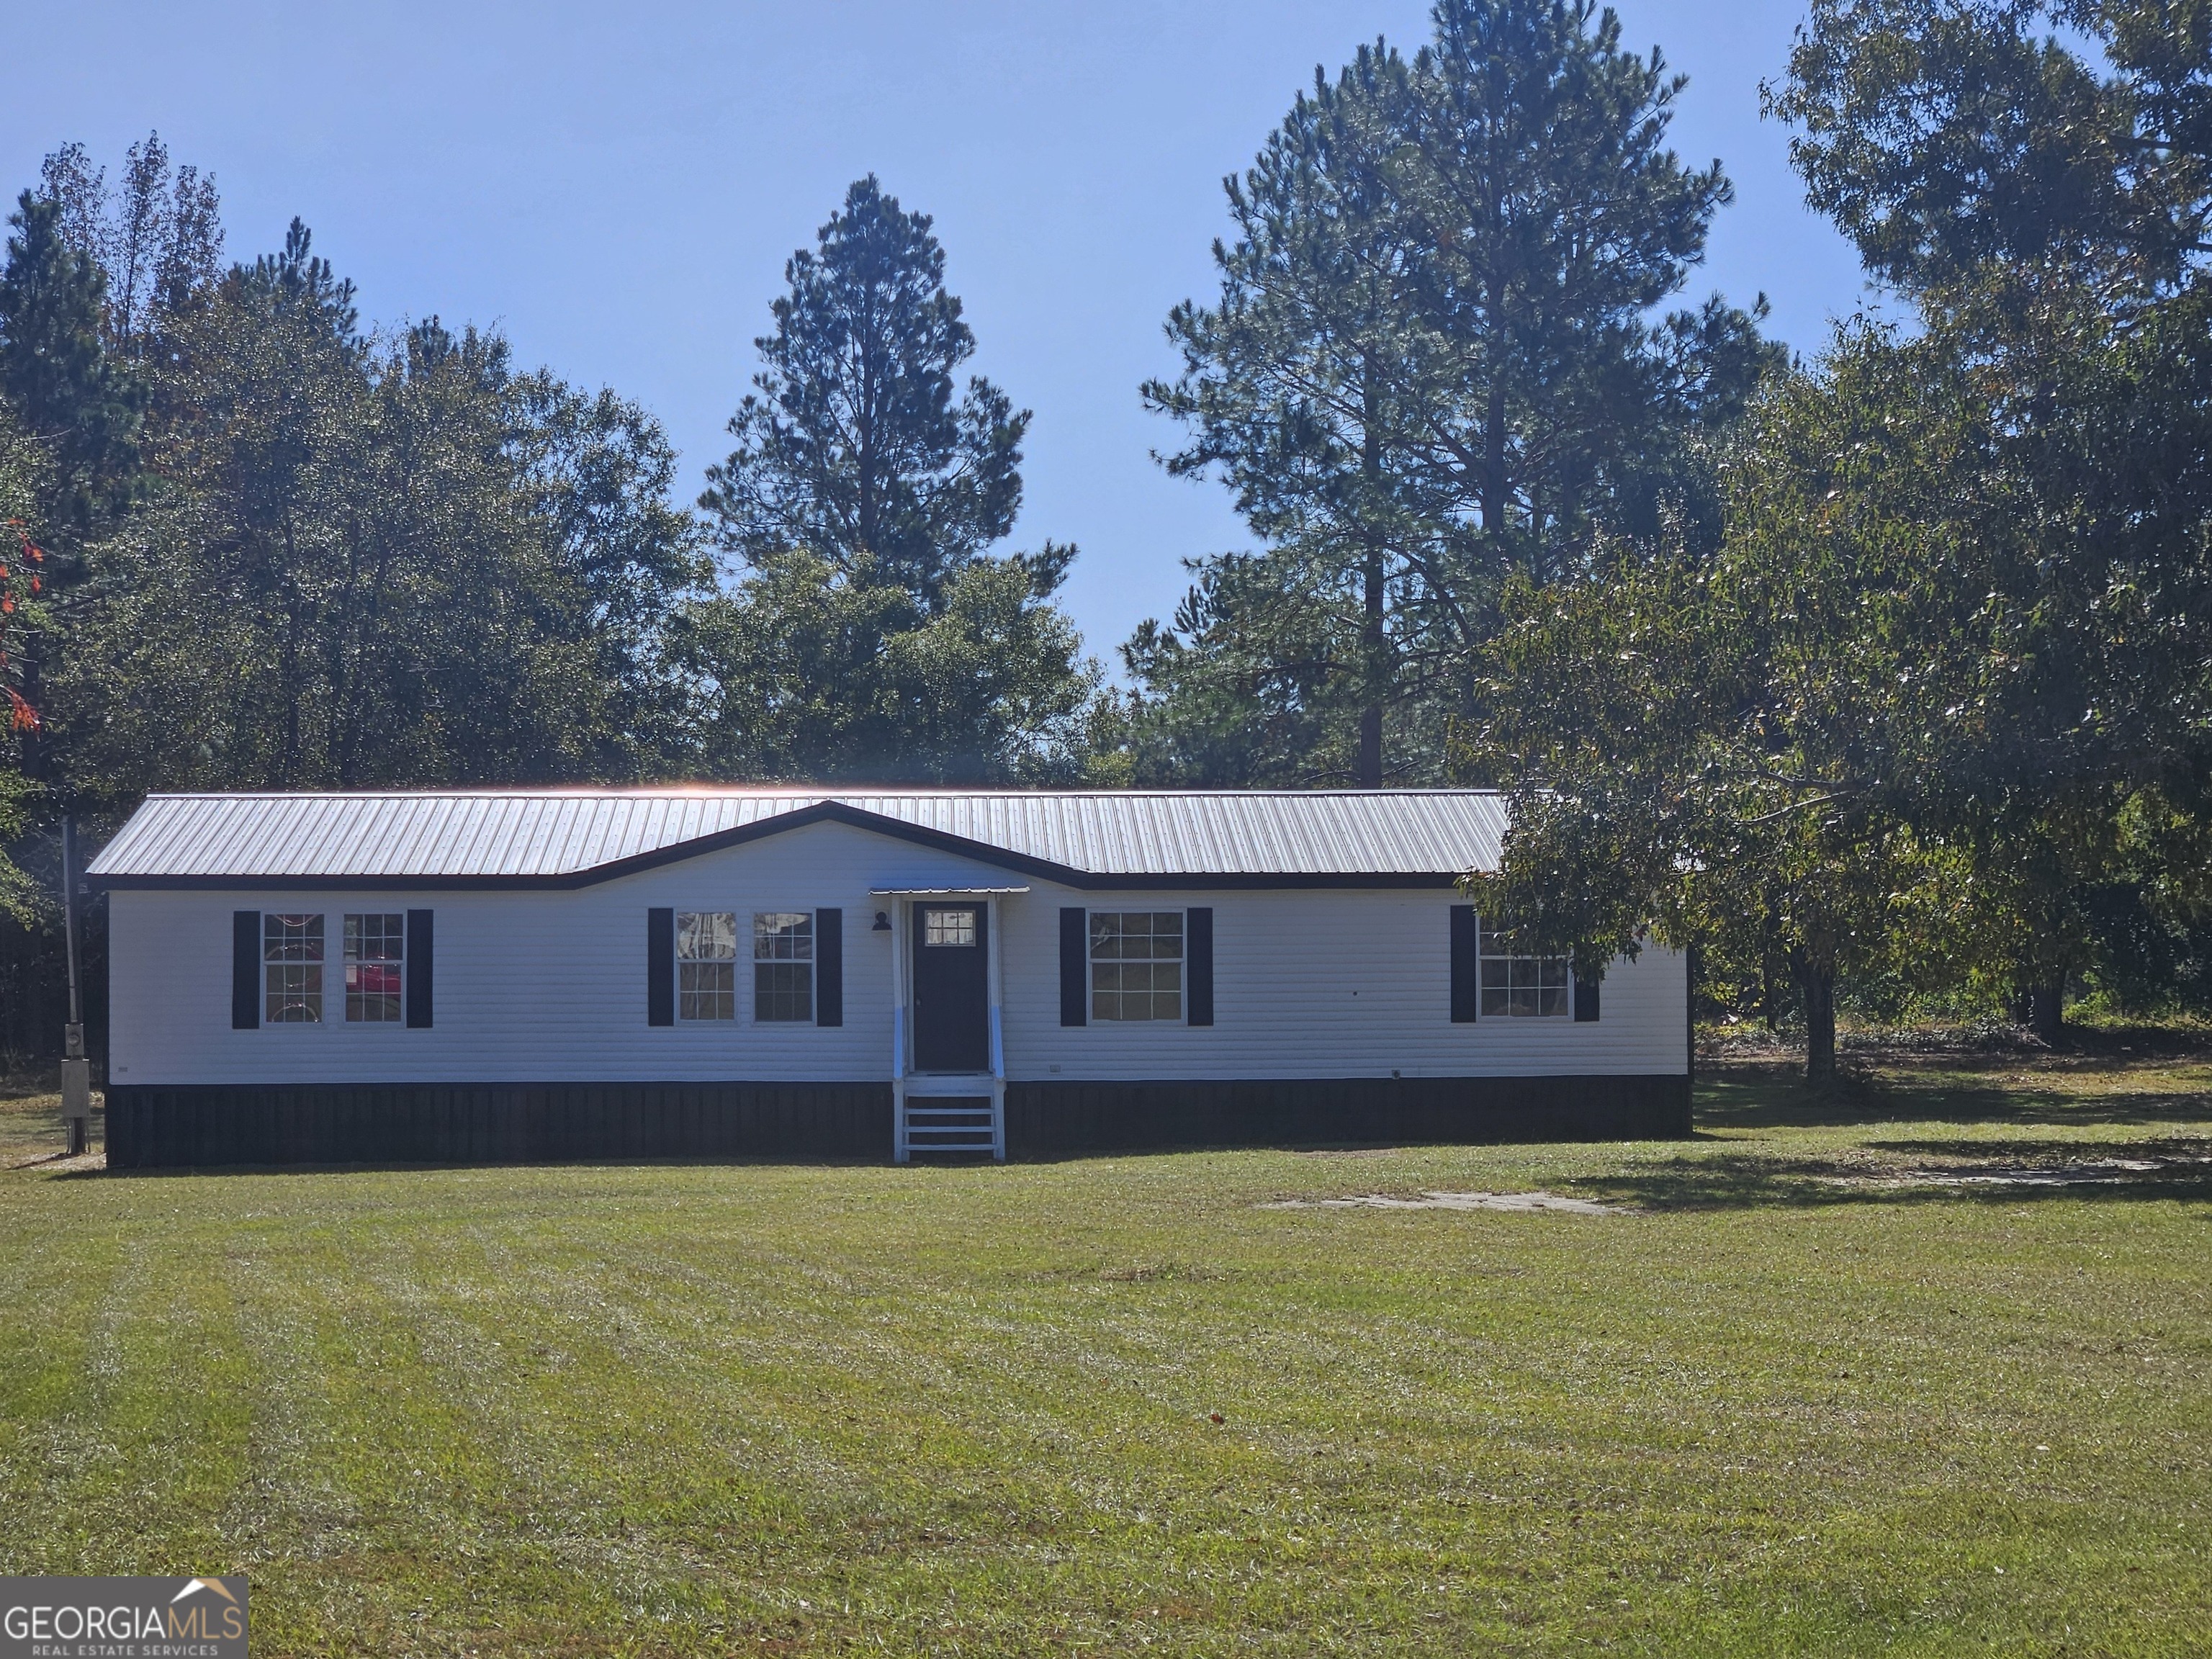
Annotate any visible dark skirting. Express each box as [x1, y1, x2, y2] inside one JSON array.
[[103, 1081, 894, 1169], [104, 1073, 1691, 1168], [1004, 1074, 1691, 1155]]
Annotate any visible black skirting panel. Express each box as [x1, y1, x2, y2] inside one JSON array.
[[1003, 1074, 1692, 1156], [104, 1082, 894, 1169], [104, 1073, 1691, 1169]]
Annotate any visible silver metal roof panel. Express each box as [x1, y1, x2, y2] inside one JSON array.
[[87, 788, 1509, 887]]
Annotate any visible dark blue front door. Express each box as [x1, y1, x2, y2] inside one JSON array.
[[912, 903, 989, 1073]]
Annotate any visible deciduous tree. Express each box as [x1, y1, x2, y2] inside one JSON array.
[[1763, 0, 2212, 1035], [50, 223, 709, 799], [674, 542, 1098, 784]]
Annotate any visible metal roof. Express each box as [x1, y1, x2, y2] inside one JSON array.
[[86, 788, 1510, 889]]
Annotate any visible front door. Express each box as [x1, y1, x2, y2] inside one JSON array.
[[912, 903, 989, 1073]]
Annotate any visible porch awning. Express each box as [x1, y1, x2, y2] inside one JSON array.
[[871, 885, 1031, 897]]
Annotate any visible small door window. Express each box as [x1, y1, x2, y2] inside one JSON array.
[[923, 907, 977, 948]]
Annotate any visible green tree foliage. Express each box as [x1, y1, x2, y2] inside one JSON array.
[[48, 220, 709, 799], [1476, 1, 2212, 1061], [1771, 0, 2212, 309], [0, 182, 149, 816], [699, 176, 1025, 611], [687, 178, 1098, 781], [675, 543, 1099, 783], [1770, 0, 2212, 1034], [0, 405, 51, 917], [0, 142, 717, 1061], [0, 192, 142, 531], [1130, 0, 1774, 785], [1473, 329, 1995, 1076], [39, 132, 223, 359]]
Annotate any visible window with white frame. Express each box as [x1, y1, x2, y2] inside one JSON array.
[[1090, 911, 1183, 1021], [343, 913, 404, 1022], [1478, 920, 1570, 1017], [753, 911, 813, 1022], [264, 913, 324, 1023], [922, 907, 975, 948], [677, 912, 737, 1021]]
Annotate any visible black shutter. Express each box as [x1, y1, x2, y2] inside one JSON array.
[[232, 911, 260, 1030], [815, 907, 843, 1026], [647, 907, 675, 1026], [1185, 907, 1213, 1026], [1449, 905, 1478, 1023], [1574, 971, 1601, 1022], [405, 909, 434, 1028], [1059, 907, 1087, 1026]]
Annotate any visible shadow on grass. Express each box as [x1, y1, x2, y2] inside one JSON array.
[[1589, 1154, 2212, 1213], [1696, 1070, 2212, 1132], [1866, 1134, 2212, 1163]]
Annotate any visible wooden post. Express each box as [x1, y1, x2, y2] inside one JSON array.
[[890, 900, 909, 1163], [59, 813, 90, 1156], [986, 897, 1006, 1162]]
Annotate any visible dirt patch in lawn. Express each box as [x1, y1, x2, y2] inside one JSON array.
[[1261, 1190, 1627, 1215]]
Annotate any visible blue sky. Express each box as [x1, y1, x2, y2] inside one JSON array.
[[4, 0, 1872, 665]]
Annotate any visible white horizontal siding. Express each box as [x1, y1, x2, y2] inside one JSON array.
[[107, 819, 1686, 1087], [1001, 889, 1685, 1082]]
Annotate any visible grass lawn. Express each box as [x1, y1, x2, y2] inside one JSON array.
[[1, 1048, 2207, 1655]]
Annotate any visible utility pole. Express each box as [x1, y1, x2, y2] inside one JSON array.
[[60, 813, 89, 1156]]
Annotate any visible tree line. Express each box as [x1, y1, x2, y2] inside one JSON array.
[[4, 0, 2208, 1068]]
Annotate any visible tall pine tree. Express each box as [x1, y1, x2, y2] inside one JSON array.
[[685, 177, 1098, 783], [699, 176, 1025, 611], [0, 192, 142, 530], [1133, 0, 1773, 785]]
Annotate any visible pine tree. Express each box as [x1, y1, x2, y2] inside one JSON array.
[[1136, 0, 1773, 786], [0, 192, 142, 528], [700, 176, 1025, 611]]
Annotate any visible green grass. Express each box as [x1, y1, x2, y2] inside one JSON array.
[[2, 1051, 2208, 1656]]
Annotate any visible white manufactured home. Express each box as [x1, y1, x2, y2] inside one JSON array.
[[86, 788, 1691, 1166]]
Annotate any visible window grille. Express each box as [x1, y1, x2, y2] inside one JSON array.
[[343, 913, 403, 1022], [753, 912, 814, 1022], [264, 913, 324, 1023], [1089, 911, 1183, 1022], [1478, 921, 1570, 1017], [678, 912, 737, 1021]]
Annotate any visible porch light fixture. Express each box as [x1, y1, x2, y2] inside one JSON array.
[[872, 911, 891, 931]]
